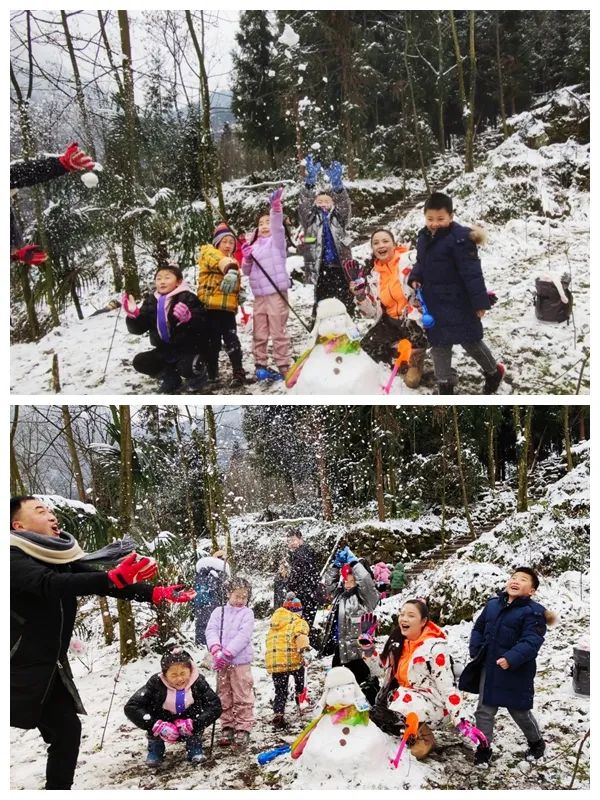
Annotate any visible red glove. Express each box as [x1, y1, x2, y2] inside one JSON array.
[[107, 552, 158, 588], [175, 718, 194, 737], [152, 720, 179, 743], [11, 244, 48, 266], [58, 142, 95, 172], [172, 302, 192, 325], [152, 584, 197, 604]]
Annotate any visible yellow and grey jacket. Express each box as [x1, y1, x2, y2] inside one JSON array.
[[265, 607, 310, 674]]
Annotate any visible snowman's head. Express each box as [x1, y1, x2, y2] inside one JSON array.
[[317, 666, 368, 713], [313, 298, 356, 340]]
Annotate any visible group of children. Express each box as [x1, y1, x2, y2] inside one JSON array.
[[124, 564, 551, 771]]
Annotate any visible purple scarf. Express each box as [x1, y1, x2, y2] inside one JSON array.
[[154, 282, 193, 343], [159, 664, 200, 714]]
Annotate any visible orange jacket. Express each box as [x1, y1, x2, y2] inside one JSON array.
[[374, 245, 411, 319], [395, 620, 446, 687]]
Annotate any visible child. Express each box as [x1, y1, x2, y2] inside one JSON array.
[[241, 188, 292, 381], [407, 192, 504, 395], [265, 592, 311, 729], [123, 264, 208, 393], [390, 560, 406, 595], [197, 224, 250, 387], [460, 567, 554, 766], [354, 229, 429, 388], [372, 560, 391, 598], [124, 647, 221, 766], [205, 577, 255, 750]]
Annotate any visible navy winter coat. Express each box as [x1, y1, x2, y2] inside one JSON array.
[[126, 289, 207, 354], [469, 592, 547, 710], [408, 223, 491, 347]]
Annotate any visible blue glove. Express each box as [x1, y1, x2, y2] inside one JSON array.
[[304, 154, 321, 186], [324, 161, 344, 191], [220, 271, 238, 294], [334, 546, 356, 567]]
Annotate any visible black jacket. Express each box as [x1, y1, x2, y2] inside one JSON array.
[[287, 543, 320, 605], [124, 672, 222, 733], [10, 156, 69, 250], [126, 290, 207, 352], [10, 546, 153, 729]]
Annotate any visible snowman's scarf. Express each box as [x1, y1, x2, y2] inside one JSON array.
[[285, 334, 362, 389], [290, 704, 369, 759]]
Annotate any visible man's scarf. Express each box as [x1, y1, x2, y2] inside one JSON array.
[[10, 529, 136, 566]]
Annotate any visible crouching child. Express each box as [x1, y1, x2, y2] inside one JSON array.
[[124, 647, 221, 766]]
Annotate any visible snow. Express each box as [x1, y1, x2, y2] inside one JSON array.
[[80, 172, 99, 189], [278, 23, 299, 48]]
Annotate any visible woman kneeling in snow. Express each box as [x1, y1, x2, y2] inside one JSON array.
[[369, 599, 486, 759]]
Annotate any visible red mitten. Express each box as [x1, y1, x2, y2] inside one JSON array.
[[58, 142, 95, 172], [107, 552, 158, 588], [11, 244, 48, 266], [152, 584, 197, 604]]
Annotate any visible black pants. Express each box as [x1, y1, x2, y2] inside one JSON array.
[[37, 677, 82, 790], [272, 668, 305, 714], [206, 310, 242, 378], [132, 347, 203, 379], [361, 314, 428, 366], [298, 596, 319, 648], [313, 264, 355, 318]]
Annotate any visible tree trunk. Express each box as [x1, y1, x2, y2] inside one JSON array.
[[449, 11, 474, 173], [312, 411, 334, 522], [203, 406, 232, 561], [373, 410, 386, 522], [563, 407, 573, 472], [513, 406, 532, 513], [495, 14, 508, 139], [452, 407, 475, 538], [465, 11, 477, 173], [60, 11, 97, 157], [117, 405, 138, 663], [436, 16, 446, 152], [10, 407, 26, 495], [403, 15, 431, 193], [486, 408, 496, 490], [106, 240, 123, 293], [577, 408, 586, 442]]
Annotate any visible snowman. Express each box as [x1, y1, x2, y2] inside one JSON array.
[[285, 298, 391, 395], [290, 667, 423, 789]]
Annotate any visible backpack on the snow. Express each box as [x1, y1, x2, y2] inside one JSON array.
[[534, 273, 573, 323]]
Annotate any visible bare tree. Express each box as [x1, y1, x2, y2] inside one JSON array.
[[452, 407, 475, 538], [116, 404, 138, 664]]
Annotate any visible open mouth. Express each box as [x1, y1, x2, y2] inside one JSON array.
[[50, 523, 60, 534]]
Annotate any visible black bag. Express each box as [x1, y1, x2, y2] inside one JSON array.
[[534, 275, 573, 323], [458, 647, 486, 694]]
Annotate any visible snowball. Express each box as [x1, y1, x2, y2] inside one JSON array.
[[80, 172, 99, 188], [267, 70, 276, 77], [143, 713, 151, 720], [279, 23, 299, 47], [311, 143, 321, 151], [93, 162, 104, 172]]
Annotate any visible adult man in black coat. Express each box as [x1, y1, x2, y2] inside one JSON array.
[[10, 496, 193, 790], [286, 530, 321, 637]]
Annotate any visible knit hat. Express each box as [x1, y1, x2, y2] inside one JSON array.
[[212, 222, 236, 249], [283, 592, 303, 613], [340, 564, 353, 580], [160, 646, 193, 673]]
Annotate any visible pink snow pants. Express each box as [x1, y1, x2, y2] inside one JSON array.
[[252, 293, 291, 371], [217, 663, 255, 732]]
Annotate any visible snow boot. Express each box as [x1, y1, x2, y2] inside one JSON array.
[[403, 348, 425, 389], [525, 739, 546, 761], [233, 730, 250, 751], [255, 366, 283, 382], [145, 736, 165, 766], [483, 363, 506, 394], [436, 381, 454, 395], [185, 736, 206, 764], [231, 368, 254, 387], [158, 369, 182, 394], [218, 728, 235, 747], [474, 744, 492, 767], [272, 713, 286, 730], [408, 723, 435, 760]]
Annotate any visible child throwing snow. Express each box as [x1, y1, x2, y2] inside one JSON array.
[[197, 224, 250, 388], [265, 593, 312, 729], [241, 188, 292, 381], [205, 577, 255, 750], [459, 567, 554, 767], [123, 265, 208, 393], [124, 647, 221, 766], [408, 192, 504, 395]]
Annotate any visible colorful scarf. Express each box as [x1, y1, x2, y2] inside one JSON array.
[[285, 334, 362, 389], [154, 282, 193, 343], [159, 664, 200, 715], [290, 704, 369, 759]]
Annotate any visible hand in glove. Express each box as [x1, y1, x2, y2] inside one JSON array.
[[304, 154, 321, 186], [11, 244, 48, 266], [487, 290, 498, 307], [174, 718, 194, 737], [152, 720, 179, 743], [172, 302, 192, 325], [241, 242, 254, 263], [58, 142, 95, 172], [220, 271, 238, 294], [455, 719, 488, 747], [324, 160, 344, 191], [107, 552, 158, 588], [334, 546, 357, 568], [152, 584, 197, 604], [357, 611, 378, 656], [121, 292, 140, 318], [269, 186, 284, 212], [212, 648, 233, 671]]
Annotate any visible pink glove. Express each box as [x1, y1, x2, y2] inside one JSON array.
[[121, 292, 140, 318], [152, 585, 197, 604], [212, 649, 233, 671], [172, 302, 192, 325], [58, 142, 95, 172], [175, 718, 194, 737], [209, 644, 221, 656], [455, 719, 488, 747], [269, 186, 284, 212], [152, 720, 179, 743], [241, 242, 253, 262], [107, 553, 157, 588]]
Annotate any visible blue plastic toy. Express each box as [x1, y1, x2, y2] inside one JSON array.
[[257, 744, 291, 765], [415, 287, 435, 329]]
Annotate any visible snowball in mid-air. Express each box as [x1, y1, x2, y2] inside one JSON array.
[[311, 142, 321, 151], [81, 172, 99, 188], [279, 23, 299, 47]]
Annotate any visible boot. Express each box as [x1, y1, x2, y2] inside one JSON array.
[[403, 348, 426, 389], [145, 736, 165, 766], [157, 369, 182, 394], [185, 736, 206, 764], [218, 727, 235, 747], [525, 738, 546, 761], [233, 730, 250, 750], [408, 722, 435, 760], [483, 363, 506, 394], [272, 713, 286, 730], [436, 381, 454, 395], [474, 744, 492, 767], [231, 368, 255, 387]]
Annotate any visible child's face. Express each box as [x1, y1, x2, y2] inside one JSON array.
[[228, 588, 249, 607], [343, 573, 357, 590], [371, 231, 395, 262], [398, 602, 427, 641], [315, 193, 334, 212], [257, 215, 271, 237], [506, 572, 536, 599], [164, 663, 192, 689], [217, 236, 236, 256], [424, 208, 453, 234], [155, 270, 181, 295]]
